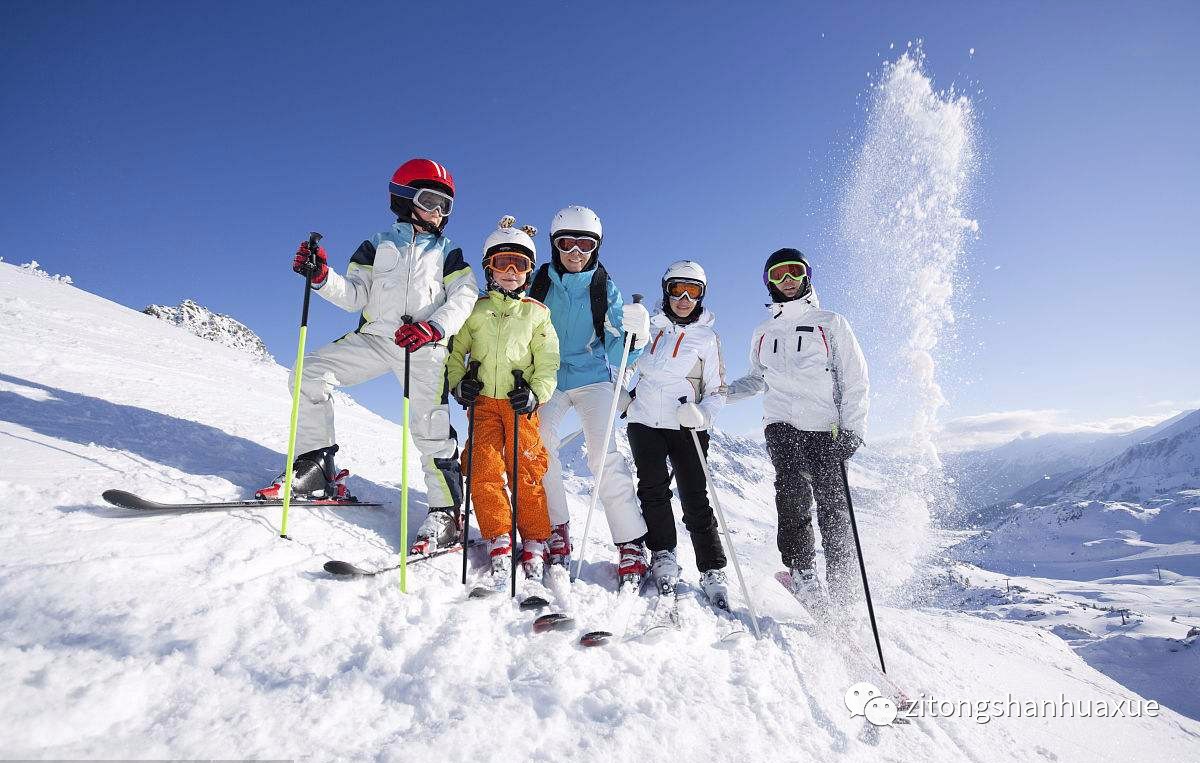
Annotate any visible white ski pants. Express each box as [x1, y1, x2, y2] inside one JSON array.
[[292, 331, 461, 508], [538, 381, 647, 545]]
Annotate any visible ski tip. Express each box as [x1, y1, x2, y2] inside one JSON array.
[[323, 560, 365, 577], [518, 595, 550, 611], [579, 630, 614, 647], [533, 613, 575, 633], [101, 489, 140, 509]]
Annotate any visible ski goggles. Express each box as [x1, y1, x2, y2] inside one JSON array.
[[389, 183, 454, 216], [665, 279, 705, 301], [485, 251, 534, 275], [765, 260, 808, 285], [553, 235, 599, 255]]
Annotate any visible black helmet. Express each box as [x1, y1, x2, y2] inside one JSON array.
[[763, 248, 812, 303]]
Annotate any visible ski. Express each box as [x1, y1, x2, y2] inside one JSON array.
[[324, 540, 481, 577], [527, 564, 576, 632], [775, 571, 913, 710], [688, 587, 751, 644], [639, 577, 682, 641], [578, 574, 646, 647], [102, 489, 381, 513]]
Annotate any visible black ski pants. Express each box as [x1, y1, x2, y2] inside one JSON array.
[[764, 422, 856, 593], [627, 423, 726, 572]]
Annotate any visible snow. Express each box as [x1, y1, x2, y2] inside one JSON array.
[[3, 265, 1200, 760]]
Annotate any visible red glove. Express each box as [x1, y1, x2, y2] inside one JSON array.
[[394, 321, 443, 351], [292, 241, 328, 284]]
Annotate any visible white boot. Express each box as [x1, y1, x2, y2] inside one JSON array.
[[650, 549, 682, 594], [699, 568, 730, 610]]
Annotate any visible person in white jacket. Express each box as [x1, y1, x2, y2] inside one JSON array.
[[259, 159, 478, 556], [727, 248, 869, 604], [624, 260, 731, 605]]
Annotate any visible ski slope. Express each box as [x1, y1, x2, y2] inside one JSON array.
[[2, 262, 1198, 761]]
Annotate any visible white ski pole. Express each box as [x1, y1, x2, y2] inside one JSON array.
[[685, 405, 762, 639], [571, 294, 643, 583]]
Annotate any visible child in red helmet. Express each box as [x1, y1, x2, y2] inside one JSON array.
[[261, 159, 478, 556]]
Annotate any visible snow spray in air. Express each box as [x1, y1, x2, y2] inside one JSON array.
[[839, 49, 980, 594]]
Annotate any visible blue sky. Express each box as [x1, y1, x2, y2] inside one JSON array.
[[2, 1, 1197, 446]]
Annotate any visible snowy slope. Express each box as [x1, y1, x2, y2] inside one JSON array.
[[2, 262, 1199, 761]]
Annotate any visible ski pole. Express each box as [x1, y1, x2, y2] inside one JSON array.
[[460, 360, 482, 585], [510, 369, 526, 598], [840, 459, 887, 674], [279, 231, 322, 540], [399, 314, 413, 593], [681, 397, 762, 639], [572, 293, 643, 583]]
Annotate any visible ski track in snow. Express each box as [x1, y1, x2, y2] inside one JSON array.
[[4, 266, 1200, 760]]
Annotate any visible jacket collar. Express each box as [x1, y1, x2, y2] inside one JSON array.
[[651, 306, 716, 329], [392, 221, 436, 242], [769, 288, 821, 319], [548, 265, 593, 294]]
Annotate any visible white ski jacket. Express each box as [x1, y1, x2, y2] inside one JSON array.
[[314, 221, 478, 344], [626, 307, 727, 431], [727, 291, 869, 435]]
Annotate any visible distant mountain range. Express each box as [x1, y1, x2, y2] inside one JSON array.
[[944, 410, 1196, 524]]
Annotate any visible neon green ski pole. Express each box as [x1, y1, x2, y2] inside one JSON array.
[[279, 231, 322, 539], [399, 315, 413, 592]]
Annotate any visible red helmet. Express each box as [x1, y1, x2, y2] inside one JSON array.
[[390, 158, 454, 196]]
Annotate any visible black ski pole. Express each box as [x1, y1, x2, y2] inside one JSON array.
[[509, 369, 526, 598], [279, 231, 322, 539], [840, 458, 887, 674], [460, 360, 482, 585]]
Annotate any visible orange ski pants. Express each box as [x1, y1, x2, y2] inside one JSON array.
[[463, 395, 551, 542]]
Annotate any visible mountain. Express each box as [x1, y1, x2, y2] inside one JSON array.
[[2, 260, 1198, 760], [1048, 410, 1200, 503], [954, 411, 1200, 579], [945, 411, 1195, 523], [142, 299, 273, 363]]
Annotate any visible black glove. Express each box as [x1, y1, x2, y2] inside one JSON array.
[[455, 376, 484, 408], [831, 428, 863, 461], [508, 385, 538, 415]]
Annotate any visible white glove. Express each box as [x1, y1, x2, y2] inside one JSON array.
[[622, 302, 651, 349], [617, 386, 635, 417], [676, 402, 707, 429]]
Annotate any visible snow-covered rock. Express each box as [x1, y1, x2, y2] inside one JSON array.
[[143, 299, 273, 363]]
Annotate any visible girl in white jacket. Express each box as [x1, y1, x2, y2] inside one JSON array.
[[624, 261, 730, 605], [727, 248, 869, 605]]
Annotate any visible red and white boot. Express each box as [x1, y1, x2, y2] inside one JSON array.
[[547, 522, 571, 567], [617, 541, 649, 589]]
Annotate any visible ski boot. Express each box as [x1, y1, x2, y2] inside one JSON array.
[[410, 508, 461, 555], [785, 566, 829, 615], [649, 548, 681, 596], [547, 522, 571, 568], [699, 568, 730, 610], [255, 445, 351, 501], [617, 541, 649, 589], [521, 539, 548, 581], [486, 534, 513, 591]]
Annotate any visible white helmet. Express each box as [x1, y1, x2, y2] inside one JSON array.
[[551, 205, 602, 240], [483, 215, 537, 259], [662, 259, 707, 287]]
